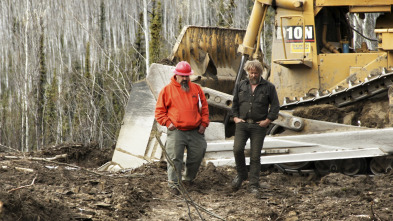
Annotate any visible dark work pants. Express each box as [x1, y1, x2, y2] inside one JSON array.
[[233, 122, 267, 187]]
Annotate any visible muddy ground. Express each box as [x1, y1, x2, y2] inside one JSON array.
[[1, 142, 393, 221], [1, 98, 392, 220]]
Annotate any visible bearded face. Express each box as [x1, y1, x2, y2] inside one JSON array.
[[248, 68, 261, 85], [180, 80, 190, 92], [249, 77, 260, 85], [176, 75, 190, 92]]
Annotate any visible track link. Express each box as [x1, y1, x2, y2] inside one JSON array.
[[281, 68, 393, 109], [276, 69, 393, 175]]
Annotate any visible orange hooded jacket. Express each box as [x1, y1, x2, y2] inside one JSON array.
[[155, 75, 209, 131]]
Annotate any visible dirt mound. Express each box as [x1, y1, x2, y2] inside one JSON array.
[[358, 98, 389, 128], [0, 143, 146, 221], [0, 190, 74, 221], [293, 104, 344, 123], [28, 143, 114, 168], [1, 145, 393, 220], [293, 97, 389, 127]]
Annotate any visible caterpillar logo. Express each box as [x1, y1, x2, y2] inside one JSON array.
[[276, 25, 314, 42]]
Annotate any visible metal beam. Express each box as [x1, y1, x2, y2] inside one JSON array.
[[316, 0, 393, 7]]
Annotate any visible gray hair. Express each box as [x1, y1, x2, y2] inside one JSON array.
[[243, 60, 263, 74]]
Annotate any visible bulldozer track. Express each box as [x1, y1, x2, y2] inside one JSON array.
[[277, 68, 393, 175], [281, 68, 393, 109]]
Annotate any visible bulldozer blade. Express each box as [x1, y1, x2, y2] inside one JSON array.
[[106, 64, 179, 171], [170, 26, 245, 78], [146, 64, 175, 99], [109, 80, 159, 171], [102, 64, 174, 171]]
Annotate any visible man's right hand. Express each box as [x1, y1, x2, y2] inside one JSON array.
[[233, 117, 245, 124], [168, 123, 176, 131]]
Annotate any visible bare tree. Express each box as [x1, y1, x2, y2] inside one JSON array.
[[0, 0, 253, 150], [144, 0, 150, 75], [23, 0, 30, 152]]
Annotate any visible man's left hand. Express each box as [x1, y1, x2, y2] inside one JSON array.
[[258, 119, 271, 128], [198, 125, 206, 134]]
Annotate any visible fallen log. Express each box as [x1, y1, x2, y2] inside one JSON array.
[[4, 154, 67, 161], [14, 167, 34, 173]]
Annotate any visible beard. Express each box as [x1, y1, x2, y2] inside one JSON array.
[[180, 80, 190, 92], [249, 77, 260, 85]]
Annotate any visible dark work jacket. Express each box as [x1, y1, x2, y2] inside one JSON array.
[[232, 78, 280, 122]]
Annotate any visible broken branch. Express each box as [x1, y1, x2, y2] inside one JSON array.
[[7, 174, 37, 193]]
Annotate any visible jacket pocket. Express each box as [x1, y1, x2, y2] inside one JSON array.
[[176, 110, 200, 128], [238, 90, 248, 103], [255, 93, 268, 105]]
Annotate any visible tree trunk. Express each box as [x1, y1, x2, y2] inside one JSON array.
[[143, 0, 150, 75], [24, 0, 30, 152]]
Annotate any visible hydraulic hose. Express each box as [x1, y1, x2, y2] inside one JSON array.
[[233, 55, 249, 93], [223, 55, 249, 127]]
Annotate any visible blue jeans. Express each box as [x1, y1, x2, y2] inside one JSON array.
[[165, 129, 207, 187], [233, 122, 267, 187]]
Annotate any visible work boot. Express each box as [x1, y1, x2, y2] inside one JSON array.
[[231, 175, 247, 191], [182, 180, 193, 187], [249, 185, 259, 194], [249, 185, 261, 199], [169, 186, 180, 196]]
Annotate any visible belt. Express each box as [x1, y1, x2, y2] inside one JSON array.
[[245, 119, 257, 124]]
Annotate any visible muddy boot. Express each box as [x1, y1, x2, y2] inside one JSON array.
[[231, 174, 248, 191], [249, 185, 261, 198], [169, 186, 180, 196], [249, 185, 259, 194], [182, 180, 193, 188]]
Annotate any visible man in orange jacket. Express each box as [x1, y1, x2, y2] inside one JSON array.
[[155, 61, 209, 195]]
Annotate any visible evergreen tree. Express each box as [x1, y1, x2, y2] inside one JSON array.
[[133, 12, 146, 80], [67, 58, 84, 143], [37, 19, 46, 150], [178, 15, 183, 35], [218, 0, 225, 26], [227, 0, 236, 27], [0, 89, 9, 145], [44, 70, 58, 145], [85, 41, 91, 80], [99, 0, 106, 45], [135, 13, 144, 54], [149, 0, 163, 64], [218, 0, 236, 27]]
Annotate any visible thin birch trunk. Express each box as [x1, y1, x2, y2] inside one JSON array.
[[143, 0, 149, 76], [24, 1, 30, 152]]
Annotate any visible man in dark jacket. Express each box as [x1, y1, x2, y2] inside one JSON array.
[[231, 60, 280, 193]]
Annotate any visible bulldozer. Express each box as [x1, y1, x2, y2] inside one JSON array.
[[101, 0, 393, 176]]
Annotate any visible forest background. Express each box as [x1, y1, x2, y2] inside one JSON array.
[[0, 0, 376, 152]]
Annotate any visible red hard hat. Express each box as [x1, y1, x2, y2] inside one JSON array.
[[174, 61, 193, 76]]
